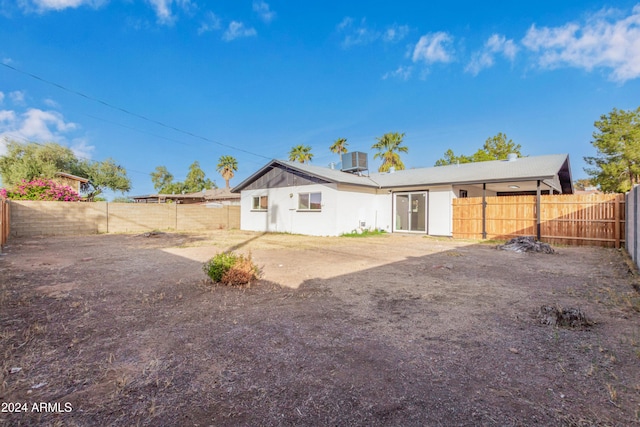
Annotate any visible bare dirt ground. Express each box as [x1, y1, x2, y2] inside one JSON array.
[[1, 230, 640, 426]]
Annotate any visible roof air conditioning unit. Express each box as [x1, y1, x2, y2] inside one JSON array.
[[341, 152, 368, 173]]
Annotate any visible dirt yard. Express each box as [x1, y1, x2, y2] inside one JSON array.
[[1, 231, 640, 426]]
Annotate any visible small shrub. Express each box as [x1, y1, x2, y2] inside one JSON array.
[[203, 252, 260, 286], [341, 228, 387, 238]]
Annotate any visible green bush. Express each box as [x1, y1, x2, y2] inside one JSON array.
[[203, 252, 260, 286]]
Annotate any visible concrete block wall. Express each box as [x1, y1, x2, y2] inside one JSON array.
[[8, 201, 240, 237], [10, 201, 107, 237], [107, 203, 176, 233], [177, 205, 239, 231]]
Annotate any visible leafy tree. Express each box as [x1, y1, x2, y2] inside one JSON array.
[[584, 107, 640, 193], [0, 140, 131, 201], [77, 158, 131, 201], [371, 132, 408, 172], [184, 161, 215, 193], [472, 133, 522, 161], [150, 161, 216, 195], [150, 166, 174, 192], [330, 138, 349, 157], [0, 140, 77, 187], [434, 149, 472, 166], [435, 133, 523, 166], [289, 145, 313, 164], [573, 178, 594, 191], [216, 155, 238, 189]]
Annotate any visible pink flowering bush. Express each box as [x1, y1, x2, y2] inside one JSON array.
[[1, 179, 80, 201]]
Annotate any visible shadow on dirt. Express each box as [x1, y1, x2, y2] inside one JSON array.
[[0, 233, 637, 426]]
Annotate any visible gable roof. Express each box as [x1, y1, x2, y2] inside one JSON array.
[[232, 154, 573, 194], [55, 172, 89, 183]]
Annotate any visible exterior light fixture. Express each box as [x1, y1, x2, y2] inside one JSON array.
[[508, 185, 520, 189]]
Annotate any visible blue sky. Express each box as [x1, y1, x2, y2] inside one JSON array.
[[1, 0, 639, 198]]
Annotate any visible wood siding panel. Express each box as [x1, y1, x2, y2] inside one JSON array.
[[243, 166, 329, 191]]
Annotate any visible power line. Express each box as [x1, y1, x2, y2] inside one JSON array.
[[1, 62, 272, 160]]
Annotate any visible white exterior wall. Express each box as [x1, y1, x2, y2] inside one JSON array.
[[240, 184, 391, 236], [241, 182, 455, 237], [335, 186, 392, 234], [428, 186, 455, 236]]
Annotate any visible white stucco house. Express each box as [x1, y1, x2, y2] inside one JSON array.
[[231, 153, 573, 237]]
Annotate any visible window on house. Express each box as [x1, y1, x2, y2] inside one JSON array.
[[298, 192, 322, 211], [459, 189, 468, 198], [252, 195, 268, 210]]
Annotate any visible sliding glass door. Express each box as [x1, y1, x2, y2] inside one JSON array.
[[394, 192, 427, 232]]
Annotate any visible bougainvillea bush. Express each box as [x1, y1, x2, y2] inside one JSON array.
[[0, 179, 81, 201]]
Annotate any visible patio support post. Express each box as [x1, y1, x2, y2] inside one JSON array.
[[482, 183, 487, 239], [536, 180, 541, 241]]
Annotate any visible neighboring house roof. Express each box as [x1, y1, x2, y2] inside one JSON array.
[[55, 172, 89, 183], [232, 154, 573, 194], [132, 188, 240, 203], [195, 188, 240, 201]]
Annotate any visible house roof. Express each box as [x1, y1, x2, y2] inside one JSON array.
[[232, 154, 573, 193], [191, 188, 240, 201], [132, 187, 240, 202], [55, 172, 89, 183]]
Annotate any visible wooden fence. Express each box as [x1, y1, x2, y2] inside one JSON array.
[[453, 194, 625, 248], [0, 198, 8, 251]]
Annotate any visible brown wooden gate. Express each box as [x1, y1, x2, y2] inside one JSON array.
[[453, 194, 625, 248]]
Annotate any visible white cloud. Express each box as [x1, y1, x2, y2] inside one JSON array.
[[198, 11, 221, 35], [146, 0, 172, 24], [69, 138, 94, 159], [253, 0, 275, 23], [382, 66, 413, 81], [223, 21, 257, 41], [43, 98, 60, 108], [0, 110, 16, 123], [0, 92, 4, 104], [22, 0, 104, 12], [145, 0, 195, 25], [465, 34, 518, 75], [338, 17, 379, 48], [412, 32, 454, 64], [9, 90, 26, 105], [383, 24, 410, 43], [337, 17, 352, 31], [522, 5, 640, 82], [0, 108, 77, 143], [20, 108, 77, 140]]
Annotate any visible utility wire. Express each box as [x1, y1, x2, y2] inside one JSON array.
[[1, 62, 271, 160]]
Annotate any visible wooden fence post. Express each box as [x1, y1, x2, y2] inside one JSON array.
[[536, 180, 541, 241], [615, 195, 621, 249], [482, 183, 487, 239]]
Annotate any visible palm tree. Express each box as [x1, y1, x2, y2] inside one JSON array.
[[371, 132, 408, 172], [216, 155, 238, 189], [288, 145, 313, 164], [329, 138, 348, 158]]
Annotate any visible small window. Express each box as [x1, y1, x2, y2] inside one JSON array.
[[252, 195, 268, 210], [298, 192, 321, 211], [459, 189, 468, 198]]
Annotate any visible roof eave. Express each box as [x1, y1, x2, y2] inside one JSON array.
[[381, 175, 559, 189]]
